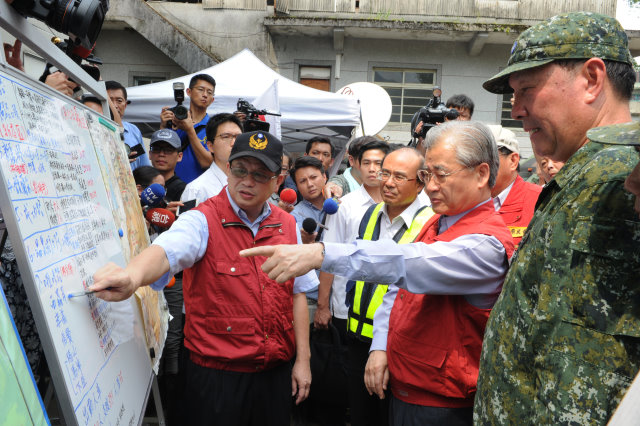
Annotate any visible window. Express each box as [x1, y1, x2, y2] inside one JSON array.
[[299, 66, 331, 92], [131, 75, 168, 86], [500, 94, 521, 128], [373, 68, 436, 123]]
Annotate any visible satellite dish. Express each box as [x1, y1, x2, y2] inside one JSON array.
[[337, 82, 392, 136]]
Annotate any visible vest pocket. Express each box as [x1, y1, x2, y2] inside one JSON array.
[[207, 317, 258, 361], [389, 331, 474, 399], [208, 317, 255, 335], [213, 261, 254, 302]]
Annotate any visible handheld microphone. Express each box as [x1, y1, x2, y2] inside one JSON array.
[[322, 198, 339, 215], [302, 217, 328, 234], [141, 183, 167, 208], [145, 208, 176, 229], [280, 188, 297, 205]]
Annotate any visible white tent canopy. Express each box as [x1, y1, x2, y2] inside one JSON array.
[[125, 49, 361, 152]]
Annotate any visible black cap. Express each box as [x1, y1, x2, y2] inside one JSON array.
[[228, 131, 283, 173]]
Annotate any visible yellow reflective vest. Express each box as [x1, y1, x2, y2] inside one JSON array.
[[347, 203, 434, 341]]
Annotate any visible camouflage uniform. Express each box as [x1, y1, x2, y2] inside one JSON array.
[[588, 122, 640, 149], [476, 12, 640, 424], [475, 140, 640, 424]]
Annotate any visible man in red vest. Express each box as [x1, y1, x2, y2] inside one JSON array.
[[91, 130, 318, 426], [243, 121, 514, 425], [488, 125, 542, 247]]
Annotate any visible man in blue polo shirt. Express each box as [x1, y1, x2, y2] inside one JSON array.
[[290, 156, 327, 244], [105, 81, 151, 171], [160, 74, 216, 183]]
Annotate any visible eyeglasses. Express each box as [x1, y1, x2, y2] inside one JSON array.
[[280, 166, 290, 176], [192, 86, 214, 96], [216, 133, 240, 142], [150, 145, 178, 154], [230, 166, 277, 184], [377, 171, 418, 183], [418, 167, 470, 185]]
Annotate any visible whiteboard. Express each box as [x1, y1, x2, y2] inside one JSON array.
[[0, 64, 153, 426]]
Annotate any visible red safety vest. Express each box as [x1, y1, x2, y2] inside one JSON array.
[[183, 190, 298, 372], [387, 200, 514, 407], [497, 175, 541, 247]]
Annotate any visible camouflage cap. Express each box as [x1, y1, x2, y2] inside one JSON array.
[[587, 122, 640, 147], [483, 12, 634, 94]]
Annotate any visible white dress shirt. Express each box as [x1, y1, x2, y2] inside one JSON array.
[[321, 184, 378, 319], [493, 179, 515, 211], [180, 161, 228, 205], [355, 195, 431, 350]]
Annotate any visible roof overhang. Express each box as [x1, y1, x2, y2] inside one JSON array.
[[265, 16, 640, 56]]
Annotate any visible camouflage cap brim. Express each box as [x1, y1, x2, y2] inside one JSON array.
[[587, 122, 640, 146], [483, 58, 555, 94], [484, 12, 633, 95]]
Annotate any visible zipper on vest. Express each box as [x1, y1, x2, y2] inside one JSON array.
[[258, 223, 282, 231], [222, 221, 248, 228]]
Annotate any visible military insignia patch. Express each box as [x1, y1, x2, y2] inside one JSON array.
[[249, 132, 268, 150]]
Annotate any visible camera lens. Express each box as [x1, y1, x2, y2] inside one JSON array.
[[173, 105, 189, 121], [10, 0, 110, 51]]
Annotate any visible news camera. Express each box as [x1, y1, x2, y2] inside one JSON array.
[[11, 0, 109, 57], [410, 87, 459, 140], [167, 82, 189, 128], [236, 98, 281, 132], [39, 37, 103, 92]]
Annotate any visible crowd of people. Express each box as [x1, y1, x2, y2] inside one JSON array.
[[2, 8, 640, 426]]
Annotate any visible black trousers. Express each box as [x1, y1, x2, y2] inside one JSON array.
[[389, 395, 472, 426], [306, 316, 349, 426], [184, 355, 292, 426], [347, 337, 389, 426]]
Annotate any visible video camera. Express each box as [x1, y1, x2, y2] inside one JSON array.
[[15, 0, 109, 97], [11, 0, 109, 57], [236, 98, 281, 132], [167, 82, 189, 128], [410, 87, 459, 139], [39, 38, 103, 94]]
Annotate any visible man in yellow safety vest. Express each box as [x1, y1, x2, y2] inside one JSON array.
[[345, 147, 433, 426]]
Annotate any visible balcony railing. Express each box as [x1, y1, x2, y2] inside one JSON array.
[[273, 0, 614, 19]]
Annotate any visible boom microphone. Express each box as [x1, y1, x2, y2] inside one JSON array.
[[141, 183, 167, 208], [145, 208, 176, 229], [280, 188, 297, 205]]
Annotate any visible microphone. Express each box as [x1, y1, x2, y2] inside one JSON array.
[[145, 208, 176, 229], [302, 217, 328, 234], [141, 183, 167, 208], [322, 198, 339, 215], [280, 188, 297, 205]]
